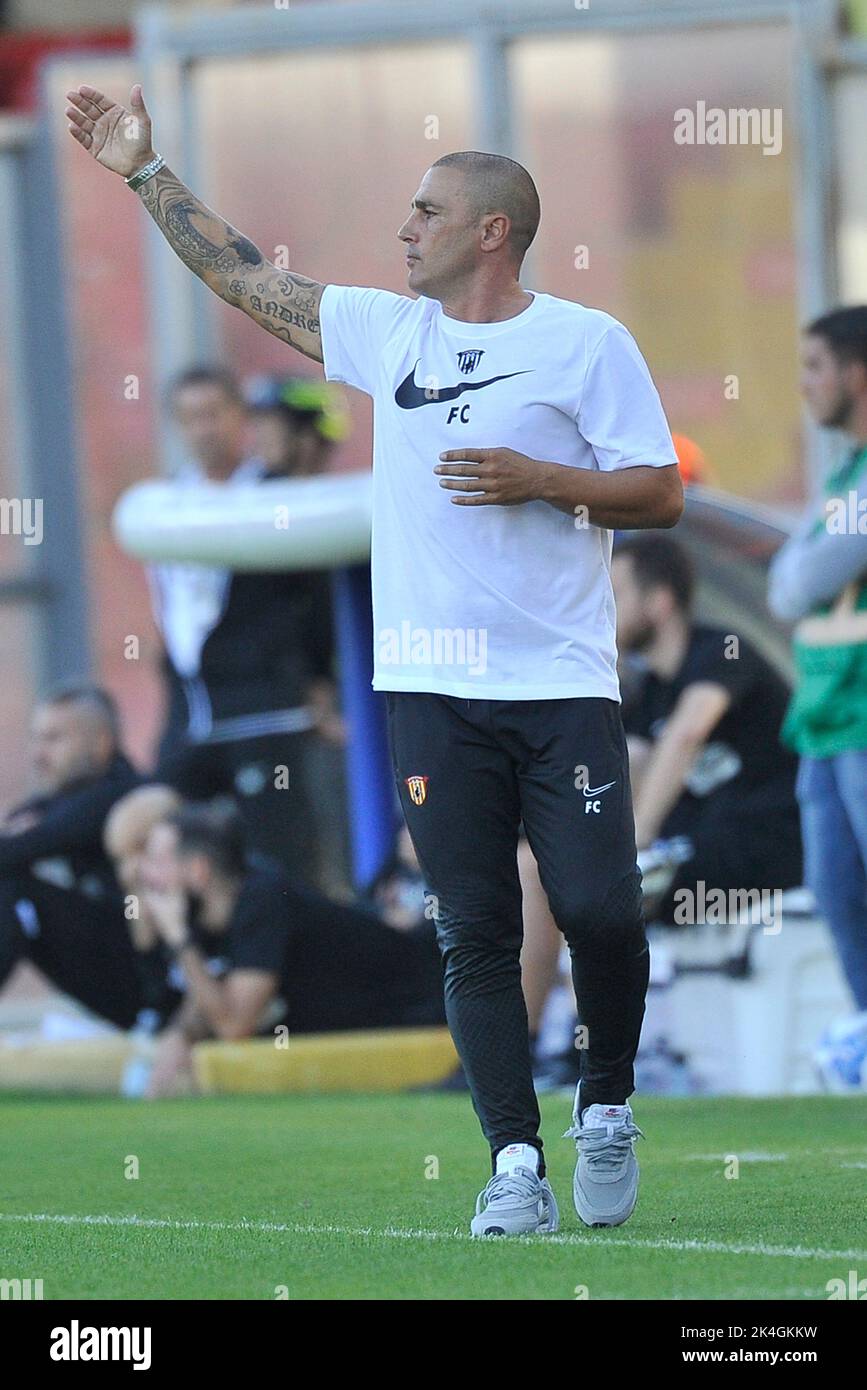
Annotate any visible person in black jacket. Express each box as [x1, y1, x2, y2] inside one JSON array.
[[150, 366, 342, 886], [0, 685, 147, 1027], [139, 801, 445, 1096]]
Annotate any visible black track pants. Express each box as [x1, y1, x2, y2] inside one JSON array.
[[387, 692, 648, 1173], [0, 874, 156, 1029]]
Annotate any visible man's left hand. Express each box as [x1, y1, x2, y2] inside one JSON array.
[[435, 448, 546, 507]]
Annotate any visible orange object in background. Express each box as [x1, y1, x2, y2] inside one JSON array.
[[672, 433, 714, 486]]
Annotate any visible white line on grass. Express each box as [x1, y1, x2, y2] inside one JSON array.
[[2, 1211, 865, 1263], [682, 1148, 867, 1161], [682, 1152, 789, 1162]]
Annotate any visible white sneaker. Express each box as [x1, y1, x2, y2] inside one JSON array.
[[470, 1165, 560, 1237], [564, 1092, 643, 1227]]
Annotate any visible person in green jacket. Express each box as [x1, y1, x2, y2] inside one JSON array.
[[769, 306, 867, 1087]]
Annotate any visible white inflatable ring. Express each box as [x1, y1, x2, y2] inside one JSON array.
[[112, 472, 373, 571]]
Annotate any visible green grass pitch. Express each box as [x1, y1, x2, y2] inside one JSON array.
[[1, 1091, 865, 1300]]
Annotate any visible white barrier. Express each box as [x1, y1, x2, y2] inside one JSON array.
[[650, 894, 852, 1095], [112, 473, 373, 571]]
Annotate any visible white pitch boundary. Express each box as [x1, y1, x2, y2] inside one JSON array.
[[2, 1212, 866, 1263]]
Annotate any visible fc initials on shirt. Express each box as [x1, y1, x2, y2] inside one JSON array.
[[446, 405, 470, 424]]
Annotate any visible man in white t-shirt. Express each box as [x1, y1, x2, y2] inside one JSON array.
[[67, 82, 683, 1236]]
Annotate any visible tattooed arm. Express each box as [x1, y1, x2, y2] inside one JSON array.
[[136, 169, 323, 361], [65, 82, 324, 362]]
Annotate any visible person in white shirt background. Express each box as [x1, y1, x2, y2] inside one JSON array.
[[148, 366, 337, 888]]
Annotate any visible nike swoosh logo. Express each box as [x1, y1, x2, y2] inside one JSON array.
[[394, 361, 531, 409], [583, 781, 616, 797]]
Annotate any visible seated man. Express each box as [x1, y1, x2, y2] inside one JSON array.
[[0, 686, 146, 1028], [0, 685, 140, 894], [611, 534, 803, 922], [139, 800, 445, 1096], [103, 784, 186, 1029]]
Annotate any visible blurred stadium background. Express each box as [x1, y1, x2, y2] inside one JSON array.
[[1, 0, 867, 1099]]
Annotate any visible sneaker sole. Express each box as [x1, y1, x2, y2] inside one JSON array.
[[573, 1172, 639, 1228], [470, 1219, 558, 1237], [470, 1211, 560, 1237]]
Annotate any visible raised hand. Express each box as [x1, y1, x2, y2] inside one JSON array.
[[64, 82, 326, 363], [65, 83, 155, 178]]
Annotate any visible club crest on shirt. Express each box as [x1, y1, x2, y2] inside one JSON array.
[[456, 349, 484, 374], [405, 774, 429, 806]]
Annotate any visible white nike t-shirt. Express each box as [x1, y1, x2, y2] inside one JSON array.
[[319, 285, 678, 700]]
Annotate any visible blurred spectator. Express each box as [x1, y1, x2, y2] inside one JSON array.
[[245, 375, 352, 895], [163, 364, 251, 484], [769, 306, 867, 1036], [103, 784, 186, 1030], [139, 801, 445, 1097], [477, 531, 805, 1086], [359, 822, 430, 932], [613, 533, 802, 920], [0, 685, 145, 1027], [149, 365, 340, 886], [0, 685, 138, 893], [245, 375, 349, 479]]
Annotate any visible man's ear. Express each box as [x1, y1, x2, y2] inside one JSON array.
[[847, 358, 867, 396], [480, 212, 510, 253]]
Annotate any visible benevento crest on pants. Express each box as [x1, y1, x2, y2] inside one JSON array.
[[405, 774, 429, 806]]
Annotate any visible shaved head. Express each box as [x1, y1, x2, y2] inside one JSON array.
[[430, 151, 540, 268], [398, 152, 541, 306], [31, 684, 121, 795]]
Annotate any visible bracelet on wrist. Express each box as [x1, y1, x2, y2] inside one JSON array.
[[126, 153, 165, 192]]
